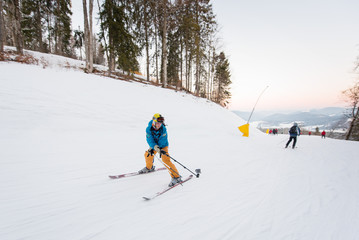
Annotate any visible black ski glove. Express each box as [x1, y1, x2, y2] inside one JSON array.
[[160, 149, 167, 155], [147, 148, 154, 157]]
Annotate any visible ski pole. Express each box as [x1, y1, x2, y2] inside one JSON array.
[[154, 154, 182, 179], [163, 153, 201, 178]]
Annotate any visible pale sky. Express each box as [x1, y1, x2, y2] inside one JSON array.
[[212, 0, 359, 111], [72, 1, 359, 112]]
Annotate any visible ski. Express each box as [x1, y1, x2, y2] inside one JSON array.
[[109, 167, 167, 179], [143, 175, 193, 201]]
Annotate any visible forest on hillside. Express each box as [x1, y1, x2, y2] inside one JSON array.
[[0, 0, 232, 106]]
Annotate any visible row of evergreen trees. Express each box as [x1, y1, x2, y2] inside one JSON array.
[[0, 0, 232, 106]]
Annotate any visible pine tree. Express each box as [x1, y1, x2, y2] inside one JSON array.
[[99, 0, 115, 72], [117, 0, 140, 73], [73, 28, 84, 59], [131, 0, 157, 82], [93, 38, 105, 65], [180, 0, 196, 91], [214, 51, 231, 106], [42, 0, 55, 53], [99, 0, 140, 74], [21, 0, 45, 52], [166, 30, 180, 86], [53, 0, 72, 56], [193, 0, 216, 96], [7, 0, 24, 54]]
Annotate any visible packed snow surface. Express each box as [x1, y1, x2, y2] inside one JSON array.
[[1, 59, 359, 240]]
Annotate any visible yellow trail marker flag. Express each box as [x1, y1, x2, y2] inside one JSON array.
[[238, 123, 249, 137]]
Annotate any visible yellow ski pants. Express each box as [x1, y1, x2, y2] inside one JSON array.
[[144, 146, 180, 178]]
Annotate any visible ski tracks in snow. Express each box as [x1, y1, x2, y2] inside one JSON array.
[[218, 136, 359, 240]]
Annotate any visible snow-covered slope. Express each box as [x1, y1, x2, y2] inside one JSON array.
[[1, 60, 359, 240]]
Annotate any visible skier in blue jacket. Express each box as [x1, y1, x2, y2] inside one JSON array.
[[138, 113, 182, 187], [285, 122, 301, 149]]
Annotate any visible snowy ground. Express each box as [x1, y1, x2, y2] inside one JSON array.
[[1, 59, 359, 240]]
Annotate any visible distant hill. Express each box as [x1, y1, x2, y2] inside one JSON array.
[[233, 107, 349, 131]]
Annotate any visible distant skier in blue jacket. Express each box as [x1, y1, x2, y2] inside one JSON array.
[[138, 113, 182, 187], [285, 122, 301, 149]]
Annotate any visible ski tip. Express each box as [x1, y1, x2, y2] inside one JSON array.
[[109, 175, 124, 179], [143, 197, 151, 201]]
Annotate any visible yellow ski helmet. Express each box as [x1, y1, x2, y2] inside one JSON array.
[[152, 113, 164, 123]]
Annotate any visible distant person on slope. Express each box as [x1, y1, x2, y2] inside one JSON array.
[[285, 122, 301, 149], [138, 113, 182, 187], [321, 130, 326, 139]]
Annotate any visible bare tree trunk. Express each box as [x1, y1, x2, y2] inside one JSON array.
[[46, 8, 52, 53], [35, 5, 44, 52], [96, 0, 110, 72], [108, 37, 115, 73], [82, 0, 89, 67], [0, 0, 4, 52], [207, 48, 211, 99], [217, 76, 221, 103], [345, 106, 359, 140], [343, 83, 359, 140], [194, 39, 200, 95], [54, 1, 60, 54], [161, 0, 167, 88], [92, 33, 97, 63], [107, 4, 114, 74], [83, 0, 93, 73], [178, 39, 183, 91], [345, 120, 354, 140], [12, 0, 23, 54], [185, 46, 188, 90], [210, 49, 216, 100], [154, 1, 159, 84], [194, 0, 200, 96], [144, 0, 150, 82], [89, 0, 93, 71], [155, 29, 159, 83], [195, 48, 200, 95], [186, 50, 192, 92]]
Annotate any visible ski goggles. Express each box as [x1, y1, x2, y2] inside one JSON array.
[[155, 117, 164, 123], [153, 113, 164, 123]]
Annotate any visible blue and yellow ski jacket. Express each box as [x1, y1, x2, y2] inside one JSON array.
[[146, 120, 169, 149]]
